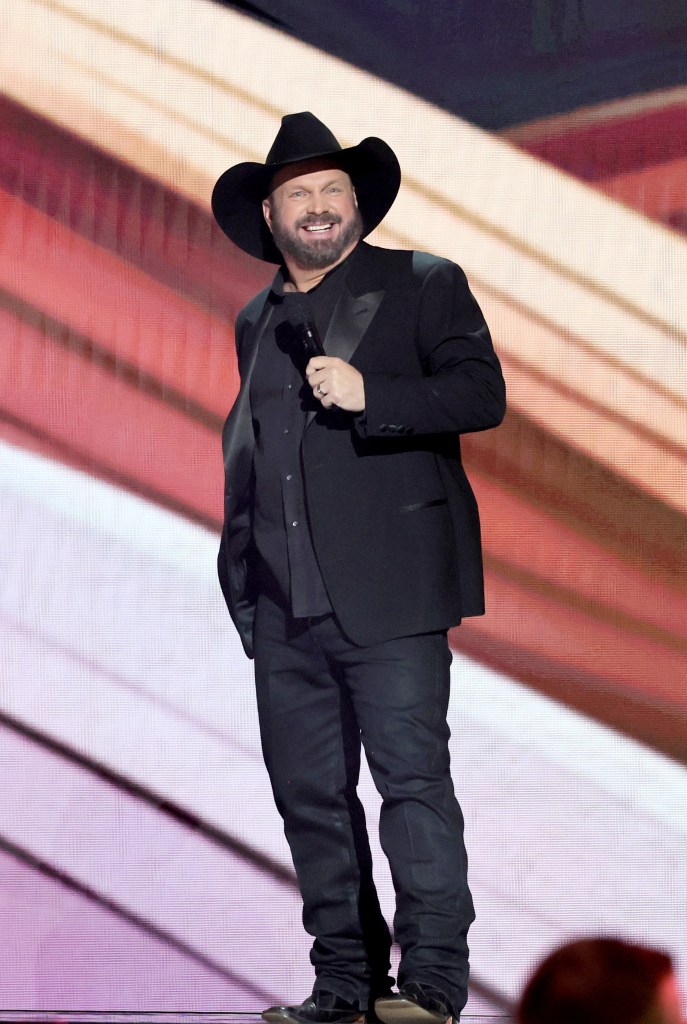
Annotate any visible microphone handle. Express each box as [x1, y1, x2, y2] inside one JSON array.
[[297, 322, 325, 360]]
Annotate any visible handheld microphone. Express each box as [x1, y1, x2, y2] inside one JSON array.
[[283, 292, 325, 360]]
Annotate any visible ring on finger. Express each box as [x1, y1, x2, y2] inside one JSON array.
[[316, 383, 327, 397]]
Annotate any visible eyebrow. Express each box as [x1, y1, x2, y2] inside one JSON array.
[[286, 176, 347, 191]]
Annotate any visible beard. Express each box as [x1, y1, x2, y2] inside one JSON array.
[[270, 207, 364, 270]]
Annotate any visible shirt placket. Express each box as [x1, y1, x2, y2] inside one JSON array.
[[281, 375, 302, 534]]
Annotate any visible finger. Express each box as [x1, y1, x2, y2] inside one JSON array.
[[306, 357, 330, 378]]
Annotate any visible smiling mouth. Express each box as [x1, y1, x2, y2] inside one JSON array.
[[302, 222, 335, 233]]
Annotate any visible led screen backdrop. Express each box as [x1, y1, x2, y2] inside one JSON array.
[[1, 0, 686, 1017]]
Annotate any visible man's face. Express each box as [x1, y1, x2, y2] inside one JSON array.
[[262, 159, 363, 271]]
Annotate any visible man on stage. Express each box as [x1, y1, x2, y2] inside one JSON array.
[[212, 112, 506, 1024]]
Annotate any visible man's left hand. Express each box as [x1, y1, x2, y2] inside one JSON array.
[[306, 357, 365, 412]]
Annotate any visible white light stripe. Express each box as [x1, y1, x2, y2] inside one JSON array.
[[0, 850, 261, 1011], [0, 728, 312, 998], [0, 441, 218, 578]]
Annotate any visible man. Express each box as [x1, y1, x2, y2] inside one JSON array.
[[211, 112, 505, 1024], [517, 937, 685, 1024]]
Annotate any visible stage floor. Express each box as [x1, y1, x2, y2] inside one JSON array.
[[0, 1016, 513, 1024]]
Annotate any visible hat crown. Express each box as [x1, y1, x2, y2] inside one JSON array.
[[266, 112, 343, 166]]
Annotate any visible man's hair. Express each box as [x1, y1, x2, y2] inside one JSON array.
[[517, 937, 674, 1024]]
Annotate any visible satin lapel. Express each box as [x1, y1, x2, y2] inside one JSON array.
[[305, 285, 385, 428], [324, 287, 385, 363], [222, 303, 274, 506]]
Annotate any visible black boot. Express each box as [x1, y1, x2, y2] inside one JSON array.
[[263, 990, 366, 1024]]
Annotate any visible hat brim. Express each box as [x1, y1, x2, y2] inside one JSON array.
[[211, 137, 401, 263]]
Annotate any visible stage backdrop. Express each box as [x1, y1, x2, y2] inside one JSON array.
[[1, 0, 686, 1017]]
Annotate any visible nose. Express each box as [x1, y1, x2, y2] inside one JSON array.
[[307, 190, 327, 214]]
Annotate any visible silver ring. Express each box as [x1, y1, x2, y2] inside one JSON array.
[[316, 383, 326, 397]]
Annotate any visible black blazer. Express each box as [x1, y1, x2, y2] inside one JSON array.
[[218, 242, 506, 657]]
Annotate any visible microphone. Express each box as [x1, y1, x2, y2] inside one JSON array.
[[283, 292, 325, 361]]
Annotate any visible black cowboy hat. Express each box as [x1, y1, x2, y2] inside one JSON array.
[[211, 111, 401, 263]]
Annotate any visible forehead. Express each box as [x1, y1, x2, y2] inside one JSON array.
[[268, 158, 353, 195]]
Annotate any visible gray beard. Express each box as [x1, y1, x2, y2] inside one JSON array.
[[271, 209, 364, 270]]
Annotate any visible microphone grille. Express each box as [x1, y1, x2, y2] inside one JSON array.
[[283, 291, 313, 328]]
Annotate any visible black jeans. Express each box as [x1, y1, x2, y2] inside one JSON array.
[[253, 593, 474, 1015]]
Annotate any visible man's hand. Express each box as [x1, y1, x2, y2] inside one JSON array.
[[306, 356, 365, 412]]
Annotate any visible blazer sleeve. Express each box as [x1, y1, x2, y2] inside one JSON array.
[[357, 258, 506, 438]]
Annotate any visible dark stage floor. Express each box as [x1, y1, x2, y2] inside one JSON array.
[[0, 1015, 513, 1024], [0, 1014, 514, 1023]]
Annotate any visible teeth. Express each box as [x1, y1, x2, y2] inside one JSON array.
[[304, 224, 332, 232]]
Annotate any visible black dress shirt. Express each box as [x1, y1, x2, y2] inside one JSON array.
[[250, 249, 356, 617]]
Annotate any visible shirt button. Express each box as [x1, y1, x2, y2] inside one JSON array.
[[283, 428, 290, 434], [291, 520, 298, 527], [286, 474, 293, 481], [287, 384, 293, 390]]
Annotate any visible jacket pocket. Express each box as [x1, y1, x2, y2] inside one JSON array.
[[399, 497, 448, 513]]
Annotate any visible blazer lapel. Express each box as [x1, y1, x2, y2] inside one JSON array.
[[222, 301, 274, 503], [324, 286, 385, 363], [304, 275, 385, 428]]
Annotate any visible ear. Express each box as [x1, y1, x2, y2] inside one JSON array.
[[262, 198, 274, 233]]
